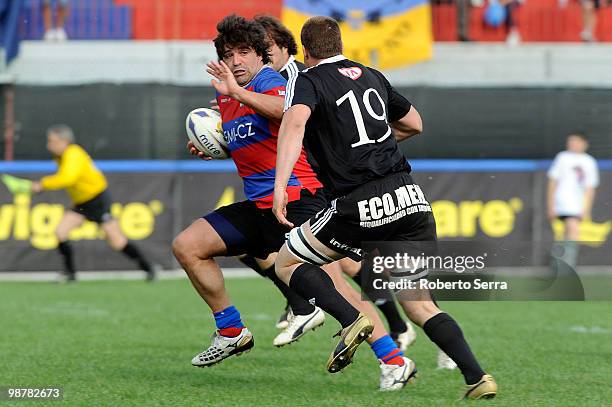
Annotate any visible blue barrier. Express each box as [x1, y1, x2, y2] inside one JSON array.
[[1, 159, 611, 173]]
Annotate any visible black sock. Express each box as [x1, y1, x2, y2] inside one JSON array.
[[121, 242, 152, 272], [376, 301, 407, 334], [58, 241, 76, 276], [352, 270, 406, 334], [423, 313, 486, 384], [238, 255, 265, 276], [263, 266, 314, 316], [289, 263, 359, 327]]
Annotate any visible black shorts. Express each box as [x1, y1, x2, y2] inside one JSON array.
[[286, 171, 437, 265], [204, 188, 327, 260], [71, 189, 113, 224], [581, 0, 601, 9], [558, 214, 581, 221]]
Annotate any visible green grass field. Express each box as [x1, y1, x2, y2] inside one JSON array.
[[1, 277, 611, 406]]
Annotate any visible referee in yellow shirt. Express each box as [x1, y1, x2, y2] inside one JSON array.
[[31, 125, 157, 282]]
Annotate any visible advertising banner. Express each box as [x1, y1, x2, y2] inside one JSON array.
[[0, 173, 176, 271], [0, 166, 609, 271]]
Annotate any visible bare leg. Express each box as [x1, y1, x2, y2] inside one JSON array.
[[57, 4, 68, 28], [55, 210, 85, 242], [561, 217, 581, 268], [398, 287, 487, 385], [55, 210, 85, 278], [172, 218, 231, 312], [276, 222, 389, 344], [337, 257, 361, 277], [276, 242, 361, 329], [42, 2, 52, 33], [102, 219, 154, 277], [564, 217, 580, 241], [397, 287, 442, 327], [581, 1, 597, 41], [100, 219, 128, 251]]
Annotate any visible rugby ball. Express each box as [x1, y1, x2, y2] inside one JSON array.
[[185, 108, 229, 159]]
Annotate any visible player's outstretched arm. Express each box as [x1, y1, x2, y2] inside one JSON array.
[[232, 88, 284, 121], [273, 105, 312, 227], [206, 61, 284, 120], [1, 174, 34, 194], [38, 148, 83, 191], [391, 106, 423, 142]]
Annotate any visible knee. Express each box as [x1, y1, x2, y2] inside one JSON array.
[[173, 232, 214, 267], [172, 233, 196, 267], [564, 221, 579, 240], [55, 229, 68, 243], [401, 300, 440, 327], [275, 245, 297, 283], [108, 236, 126, 251], [339, 259, 361, 277]]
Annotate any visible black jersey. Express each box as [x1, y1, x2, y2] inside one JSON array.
[[279, 56, 324, 179], [279, 56, 306, 81], [284, 55, 412, 198]]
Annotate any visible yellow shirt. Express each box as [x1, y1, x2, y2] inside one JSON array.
[[40, 144, 107, 205]]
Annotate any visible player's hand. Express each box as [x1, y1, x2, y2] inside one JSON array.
[[547, 207, 556, 221], [209, 98, 220, 111], [581, 209, 591, 221], [206, 60, 241, 100], [273, 188, 294, 228], [31, 181, 42, 193], [187, 141, 212, 161]]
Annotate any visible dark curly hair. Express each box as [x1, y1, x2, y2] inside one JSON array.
[[213, 14, 271, 64], [254, 15, 298, 56]]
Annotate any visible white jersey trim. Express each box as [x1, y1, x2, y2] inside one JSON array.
[[279, 55, 297, 75], [284, 65, 299, 111], [303, 54, 347, 73], [285, 54, 347, 111]]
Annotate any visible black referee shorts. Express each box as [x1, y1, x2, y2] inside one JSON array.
[[286, 171, 437, 265], [204, 188, 327, 260], [70, 189, 114, 224]]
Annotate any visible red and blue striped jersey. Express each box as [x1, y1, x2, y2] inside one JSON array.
[[218, 66, 322, 209]]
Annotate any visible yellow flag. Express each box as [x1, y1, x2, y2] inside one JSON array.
[[282, 0, 432, 69]]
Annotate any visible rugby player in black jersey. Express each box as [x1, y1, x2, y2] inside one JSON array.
[[273, 16, 497, 400]]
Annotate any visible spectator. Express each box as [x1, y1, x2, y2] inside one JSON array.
[[42, 0, 68, 41], [547, 133, 599, 268], [502, 0, 522, 45], [579, 0, 605, 42], [483, 0, 522, 44], [457, 0, 472, 41], [431, 0, 473, 42]]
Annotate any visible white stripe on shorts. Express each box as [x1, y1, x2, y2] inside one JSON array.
[[311, 199, 337, 235]]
